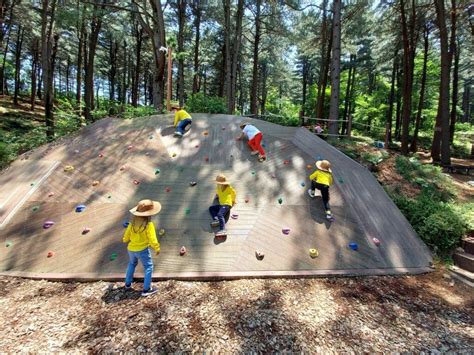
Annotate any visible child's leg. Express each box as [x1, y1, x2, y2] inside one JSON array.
[[217, 205, 231, 230], [310, 180, 318, 192], [253, 132, 266, 157], [209, 205, 220, 220], [247, 137, 257, 152], [320, 186, 330, 212], [138, 248, 154, 291], [181, 119, 192, 132], [125, 251, 139, 286]]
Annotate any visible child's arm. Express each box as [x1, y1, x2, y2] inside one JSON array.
[[173, 111, 180, 127], [147, 222, 161, 254], [236, 132, 245, 140], [309, 170, 319, 181], [122, 224, 131, 243], [328, 174, 334, 186], [230, 186, 237, 206]]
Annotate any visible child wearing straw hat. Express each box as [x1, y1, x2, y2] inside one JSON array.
[[307, 160, 334, 220], [209, 174, 236, 236], [123, 199, 162, 296], [172, 106, 192, 137], [237, 123, 266, 162]]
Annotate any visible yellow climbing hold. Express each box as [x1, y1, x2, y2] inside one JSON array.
[[309, 248, 319, 258], [159, 228, 165, 236], [64, 165, 75, 172], [92, 180, 100, 187]]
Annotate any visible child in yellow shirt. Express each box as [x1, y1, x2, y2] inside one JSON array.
[[172, 106, 192, 137], [123, 199, 161, 296], [209, 174, 236, 236], [308, 160, 334, 220]]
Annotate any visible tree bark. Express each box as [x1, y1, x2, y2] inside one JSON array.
[[131, 23, 143, 107], [250, 0, 261, 115], [328, 0, 341, 136], [301, 57, 309, 117], [341, 54, 355, 135], [315, 0, 329, 118], [410, 26, 429, 152], [449, 0, 458, 143], [13, 25, 24, 105], [461, 81, 471, 123], [228, 0, 244, 113], [431, 0, 451, 165], [30, 36, 39, 110], [176, 0, 186, 106], [108, 36, 118, 101], [223, 0, 231, 107], [40, 0, 58, 140], [0, 0, 14, 95], [192, 1, 201, 94], [76, 11, 85, 117], [385, 52, 398, 144], [261, 62, 268, 115]]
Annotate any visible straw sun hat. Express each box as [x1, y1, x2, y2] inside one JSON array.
[[129, 199, 162, 216], [316, 160, 332, 173], [214, 174, 231, 185]]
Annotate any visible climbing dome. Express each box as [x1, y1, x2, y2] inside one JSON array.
[[0, 114, 432, 280]]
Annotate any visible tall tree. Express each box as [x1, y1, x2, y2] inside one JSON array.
[[191, 0, 201, 94], [250, 0, 261, 115], [328, 0, 342, 136], [131, 18, 143, 107], [449, 0, 458, 143], [228, 0, 244, 113], [30, 36, 40, 110], [13, 24, 24, 105], [386, 51, 398, 144], [315, 0, 331, 119]]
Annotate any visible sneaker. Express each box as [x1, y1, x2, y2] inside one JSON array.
[[258, 155, 266, 162], [210, 219, 220, 228], [174, 131, 183, 137], [141, 287, 158, 297], [251, 150, 259, 156], [215, 229, 227, 237], [307, 189, 315, 198], [125, 283, 132, 290], [326, 211, 333, 220]]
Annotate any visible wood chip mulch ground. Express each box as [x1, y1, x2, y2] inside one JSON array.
[[0, 270, 472, 353]]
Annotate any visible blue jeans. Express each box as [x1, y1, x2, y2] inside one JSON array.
[[209, 204, 231, 230], [176, 118, 192, 135], [125, 248, 154, 291]]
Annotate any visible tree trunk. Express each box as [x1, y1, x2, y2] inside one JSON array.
[[328, 0, 341, 136], [223, 0, 231, 107], [395, 66, 402, 140], [341, 54, 355, 135], [13, 25, 24, 105], [315, 0, 328, 118], [84, 1, 104, 122], [301, 57, 308, 117], [399, 0, 417, 155], [386, 53, 398, 144], [76, 13, 85, 113], [250, 0, 261, 115], [0, 0, 15, 95], [228, 0, 244, 113], [410, 26, 429, 152], [131, 20, 143, 107], [461, 81, 471, 123], [176, 0, 186, 106], [30, 37, 39, 110], [431, 0, 451, 165], [108, 37, 118, 101], [192, 1, 201, 94]]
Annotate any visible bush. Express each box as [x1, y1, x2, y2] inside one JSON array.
[[392, 191, 469, 255], [0, 141, 12, 169], [185, 93, 227, 114]]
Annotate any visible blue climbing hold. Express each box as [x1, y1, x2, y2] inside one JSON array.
[[316, 155, 323, 161], [349, 242, 358, 251], [123, 221, 129, 228], [300, 181, 306, 187], [262, 143, 266, 148], [75, 204, 86, 213]]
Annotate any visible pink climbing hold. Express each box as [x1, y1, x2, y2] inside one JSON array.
[[82, 228, 91, 235], [204, 156, 209, 162], [373, 237, 381, 246], [282, 228, 290, 235], [231, 213, 239, 219], [74, 150, 80, 154], [145, 152, 150, 156], [120, 165, 127, 171], [47, 251, 55, 258], [133, 179, 140, 185], [99, 153, 104, 158], [48, 192, 54, 197], [165, 187, 171, 193], [245, 197, 250, 203], [283, 160, 290, 165], [127, 145, 133, 150], [43, 221, 55, 229], [180, 246, 186, 255]]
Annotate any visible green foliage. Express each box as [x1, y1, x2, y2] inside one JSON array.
[[0, 142, 12, 169], [395, 156, 456, 201], [391, 192, 469, 255], [185, 93, 227, 114], [361, 150, 389, 165]]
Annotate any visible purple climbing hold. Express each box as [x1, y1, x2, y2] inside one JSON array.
[[43, 221, 55, 229]]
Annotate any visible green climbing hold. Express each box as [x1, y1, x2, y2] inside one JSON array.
[[6, 241, 12, 247], [110, 252, 118, 261], [32, 206, 40, 212], [185, 208, 191, 215], [155, 168, 160, 175], [30, 183, 35, 186], [251, 171, 256, 176], [338, 177, 344, 184], [108, 195, 112, 199], [278, 197, 283, 204]]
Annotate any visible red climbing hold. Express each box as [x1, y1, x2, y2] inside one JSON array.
[[133, 179, 140, 185], [99, 153, 104, 158], [165, 187, 171, 193], [180, 246, 186, 255], [283, 160, 290, 165], [204, 156, 209, 162], [82, 228, 91, 235], [47, 251, 54, 258]]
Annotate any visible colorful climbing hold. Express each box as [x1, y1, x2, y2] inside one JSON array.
[[64, 165, 75, 172], [338, 177, 344, 184], [372, 237, 381, 246], [30, 183, 35, 186], [43, 221, 55, 229], [127, 145, 133, 150], [32, 206, 40, 212], [309, 248, 319, 258], [300, 181, 306, 187], [306, 164, 313, 170], [278, 197, 283, 204], [155, 168, 161, 175], [5, 241, 12, 248], [245, 197, 250, 203], [256, 251, 264, 260], [251, 171, 256, 176], [123, 221, 129, 228], [316, 155, 322, 161], [47, 251, 55, 258], [120, 165, 127, 171], [158, 228, 165, 236], [92, 180, 100, 187], [195, 144, 199, 148], [185, 208, 191, 215], [133, 179, 140, 185], [48, 192, 54, 197], [231, 213, 239, 219], [82, 227, 91, 235], [99, 153, 104, 158], [108, 195, 112, 199], [75, 204, 86, 213], [204, 156, 209, 162], [110, 252, 118, 261], [149, 135, 154, 139], [222, 127, 226, 130], [283, 160, 290, 165], [349, 242, 358, 251], [145, 152, 151, 156], [172, 153, 177, 157], [180, 246, 187, 255], [165, 187, 171, 193], [74, 149, 80, 154], [203, 131, 209, 136], [189, 181, 197, 186], [282, 228, 290, 235], [262, 143, 266, 148]]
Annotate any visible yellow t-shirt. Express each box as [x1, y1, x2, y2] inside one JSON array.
[[123, 221, 160, 252], [173, 109, 192, 127], [216, 185, 236, 206], [309, 170, 333, 187]]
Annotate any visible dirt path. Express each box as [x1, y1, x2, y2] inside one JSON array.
[[0, 270, 472, 353]]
